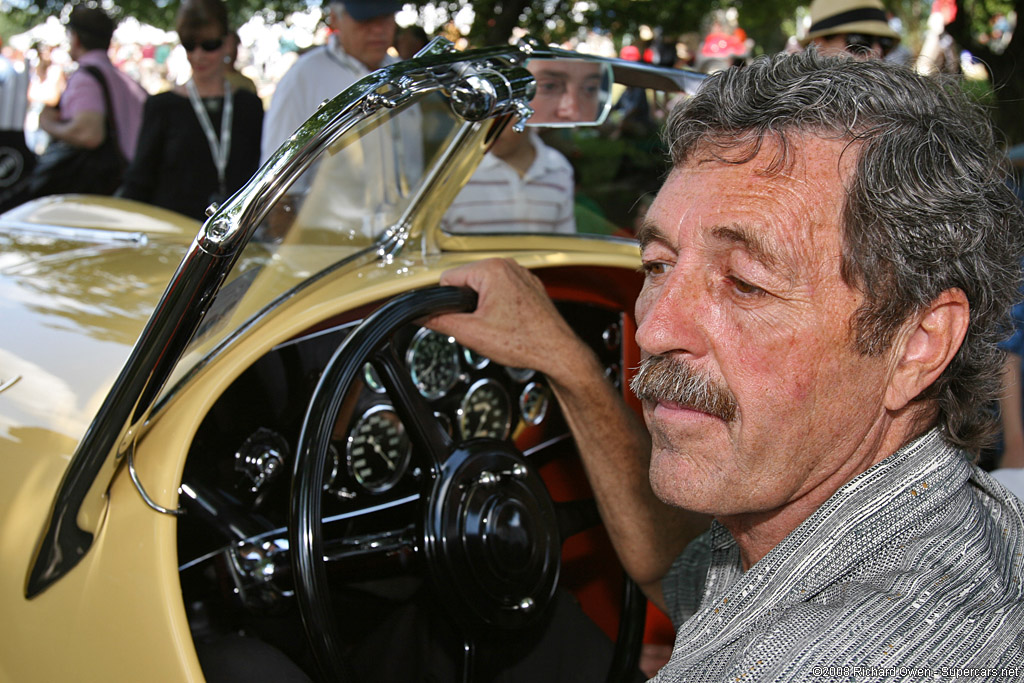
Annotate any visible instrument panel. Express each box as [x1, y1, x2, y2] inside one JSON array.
[[180, 299, 626, 540]]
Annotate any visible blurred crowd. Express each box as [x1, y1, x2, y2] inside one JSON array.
[[0, 0, 1016, 219], [1, 1, 1014, 127]]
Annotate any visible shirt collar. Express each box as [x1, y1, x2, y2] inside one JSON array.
[[689, 430, 972, 632]]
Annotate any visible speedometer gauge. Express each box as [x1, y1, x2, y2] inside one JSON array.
[[458, 378, 511, 440], [406, 328, 461, 399], [346, 405, 411, 493]]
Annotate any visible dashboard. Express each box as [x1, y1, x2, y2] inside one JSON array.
[[176, 290, 633, 668]]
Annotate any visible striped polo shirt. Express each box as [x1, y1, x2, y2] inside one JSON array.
[[442, 131, 575, 234], [656, 429, 1024, 681]]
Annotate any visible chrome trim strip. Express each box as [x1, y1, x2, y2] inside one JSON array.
[[0, 375, 20, 394], [127, 446, 182, 516], [0, 221, 149, 246], [177, 493, 420, 572]]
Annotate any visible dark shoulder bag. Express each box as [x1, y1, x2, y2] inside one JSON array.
[[26, 65, 128, 199]]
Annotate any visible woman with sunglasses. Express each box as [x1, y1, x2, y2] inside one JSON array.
[[119, 0, 263, 221]]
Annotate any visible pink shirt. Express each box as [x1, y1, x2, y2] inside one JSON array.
[[60, 50, 146, 161]]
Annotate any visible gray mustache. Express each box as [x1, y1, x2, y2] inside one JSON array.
[[629, 355, 738, 422]]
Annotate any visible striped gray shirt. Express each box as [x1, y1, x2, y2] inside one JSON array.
[[656, 429, 1024, 682]]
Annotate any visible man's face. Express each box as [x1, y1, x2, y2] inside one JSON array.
[[527, 59, 604, 124], [334, 9, 396, 70], [634, 136, 897, 519]]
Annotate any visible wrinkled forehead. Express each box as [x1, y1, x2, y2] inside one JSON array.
[[646, 135, 859, 271]]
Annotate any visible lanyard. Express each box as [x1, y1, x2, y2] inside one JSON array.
[[186, 79, 233, 195]]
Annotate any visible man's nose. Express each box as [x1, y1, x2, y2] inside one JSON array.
[[634, 271, 710, 359]]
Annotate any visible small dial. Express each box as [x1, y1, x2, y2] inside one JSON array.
[[463, 347, 490, 370], [459, 378, 512, 440], [363, 362, 386, 393], [406, 328, 461, 399], [519, 381, 551, 425], [505, 366, 535, 383], [346, 405, 411, 493]]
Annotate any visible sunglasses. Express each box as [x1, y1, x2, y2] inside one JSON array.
[[181, 36, 225, 53], [843, 33, 896, 56]]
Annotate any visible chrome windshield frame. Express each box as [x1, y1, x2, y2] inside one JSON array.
[[24, 39, 543, 599]]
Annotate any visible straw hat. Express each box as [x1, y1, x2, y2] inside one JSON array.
[[801, 0, 900, 46]]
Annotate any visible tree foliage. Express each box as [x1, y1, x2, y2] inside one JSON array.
[[3, 0, 1021, 141]]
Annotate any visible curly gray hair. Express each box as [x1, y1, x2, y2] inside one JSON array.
[[664, 50, 1024, 455]]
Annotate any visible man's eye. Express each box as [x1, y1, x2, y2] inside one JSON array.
[[642, 261, 669, 276], [729, 277, 763, 296]]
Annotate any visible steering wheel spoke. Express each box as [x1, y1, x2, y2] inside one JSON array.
[[370, 342, 452, 471]]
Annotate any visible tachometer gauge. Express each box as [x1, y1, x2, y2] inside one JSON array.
[[406, 328, 461, 399], [346, 405, 411, 493], [458, 378, 512, 440], [519, 381, 551, 425]]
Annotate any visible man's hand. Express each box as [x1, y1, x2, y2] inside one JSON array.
[[428, 257, 707, 612], [427, 258, 589, 382]]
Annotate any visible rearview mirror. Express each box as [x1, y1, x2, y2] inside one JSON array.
[[523, 58, 612, 128]]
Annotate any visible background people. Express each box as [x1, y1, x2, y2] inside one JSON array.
[[429, 51, 1024, 678], [0, 36, 33, 211], [223, 31, 258, 95], [800, 0, 901, 59], [119, 0, 263, 221], [394, 25, 428, 61], [25, 41, 64, 154], [38, 5, 145, 166], [260, 0, 402, 161]]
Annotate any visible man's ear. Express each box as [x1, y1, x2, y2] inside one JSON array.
[[885, 288, 969, 411]]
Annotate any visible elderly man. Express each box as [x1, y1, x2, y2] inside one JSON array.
[[260, 0, 402, 160], [801, 0, 901, 59], [260, 0, 422, 239], [430, 51, 1024, 680]]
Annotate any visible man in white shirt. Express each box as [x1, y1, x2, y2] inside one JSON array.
[[261, 0, 401, 159], [261, 0, 424, 239]]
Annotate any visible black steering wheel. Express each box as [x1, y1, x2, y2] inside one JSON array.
[[290, 286, 646, 682]]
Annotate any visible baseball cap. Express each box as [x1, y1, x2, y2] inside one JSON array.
[[333, 0, 404, 22]]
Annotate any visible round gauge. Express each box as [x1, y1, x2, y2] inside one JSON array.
[[458, 378, 512, 440], [346, 405, 411, 493], [363, 362, 386, 393], [463, 347, 490, 370], [505, 366, 535, 383], [519, 381, 551, 426], [406, 328, 461, 399]]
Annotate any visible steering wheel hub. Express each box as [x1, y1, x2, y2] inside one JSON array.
[[423, 442, 560, 630]]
